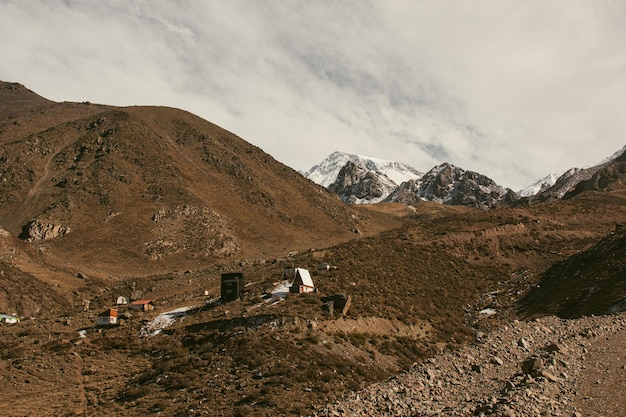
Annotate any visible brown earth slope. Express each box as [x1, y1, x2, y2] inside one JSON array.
[[0, 81, 397, 281]]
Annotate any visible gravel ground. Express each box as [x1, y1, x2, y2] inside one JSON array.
[[315, 312, 626, 417]]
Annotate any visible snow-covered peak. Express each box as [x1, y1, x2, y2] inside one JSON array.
[[304, 151, 422, 188], [304, 151, 352, 187], [519, 144, 626, 198], [518, 173, 561, 197]]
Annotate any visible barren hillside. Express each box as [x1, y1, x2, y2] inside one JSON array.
[[0, 81, 397, 280]]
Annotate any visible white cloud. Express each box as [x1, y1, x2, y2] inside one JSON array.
[[1, 0, 625, 190]]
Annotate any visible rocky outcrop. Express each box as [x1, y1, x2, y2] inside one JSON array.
[[562, 151, 626, 199], [386, 163, 519, 210], [531, 147, 626, 202], [328, 161, 397, 204], [20, 219, 71, 242], [145, 205, 240, 260]]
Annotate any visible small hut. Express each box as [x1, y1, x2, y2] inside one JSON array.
[[116, 296, 129, 305], [130, 300, 154, 311], [321, 294, 352, 316], [289, 268, 315, 294], [97, 309, 118, 326], [0, 314, 20, 324], [221, 272, 244, 302]]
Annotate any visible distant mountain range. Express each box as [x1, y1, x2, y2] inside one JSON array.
[[305, 147, 626, 209]]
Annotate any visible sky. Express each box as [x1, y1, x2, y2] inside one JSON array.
[[1, 0, 625, 191]]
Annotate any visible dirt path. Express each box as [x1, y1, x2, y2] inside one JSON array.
[[575, 329, 626, 416]]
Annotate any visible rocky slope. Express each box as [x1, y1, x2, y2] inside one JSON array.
[[518, 223, 626, 318], [317, 312, 626, 416]]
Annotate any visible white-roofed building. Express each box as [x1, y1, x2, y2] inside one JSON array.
[[289, 268, 315, 294]]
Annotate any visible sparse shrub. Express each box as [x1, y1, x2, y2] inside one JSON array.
[[304, 332, 319, 344], [347, 332, 367, 347], [118, 384, 154, 402]]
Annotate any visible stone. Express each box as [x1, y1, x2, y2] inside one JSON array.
[[541, 370, 560, 383], [491, 356, 504, 366], [518, 337, 530, 350], [521, 357, 544, 375], [544, 342, 566, 354]]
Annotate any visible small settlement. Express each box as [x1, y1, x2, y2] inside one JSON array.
[[93, 264, 345, 330], [95, 299, 155, 327]]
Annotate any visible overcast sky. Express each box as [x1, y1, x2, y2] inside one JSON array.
[[1, 1, 625, 190]]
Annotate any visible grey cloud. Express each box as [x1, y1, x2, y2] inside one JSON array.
[[1, 0, 625, 190]]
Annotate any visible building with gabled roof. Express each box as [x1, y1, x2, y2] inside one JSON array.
[[289, 268, 315, 293], [130, 300, 155, 311]]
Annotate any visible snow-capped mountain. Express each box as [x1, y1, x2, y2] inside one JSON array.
[[327, 161, 399, 204], [530, 145, 626, 201], [305, 151, 422, 203], [597, 145, 626, 166], [308, 145, 626, 209], [385, 163, 518, 210], [518, 173, 561, 197], [307, 152, 517, 209], [519, 145, 626, 199]]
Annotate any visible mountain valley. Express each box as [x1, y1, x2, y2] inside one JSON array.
[[1, 81, 625, 416]]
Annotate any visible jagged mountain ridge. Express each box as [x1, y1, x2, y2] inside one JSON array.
[[327, 160, 398, 204], [518, 172, 562, 197], [304, 151, 422, 204], [308, 152, 518, 209], [310, 145, 626, 208], [521, 145, 626, 201], [385, 163, 519, 210], [304, 151, 422, 188]]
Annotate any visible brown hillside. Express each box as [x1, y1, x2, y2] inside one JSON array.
[[0, 83, 397, 282], [518, 222, 626, 318]]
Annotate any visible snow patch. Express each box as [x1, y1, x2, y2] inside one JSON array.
[[138, 305, 198, 337]]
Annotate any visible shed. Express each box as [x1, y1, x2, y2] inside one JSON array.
[[289, 268, 315, 293], [131, 300, 155, 311], [116, 296, 129, 305], [97, 309, 118, 326], [221, 272, 244, 302], [0, 314, 20, 324]]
